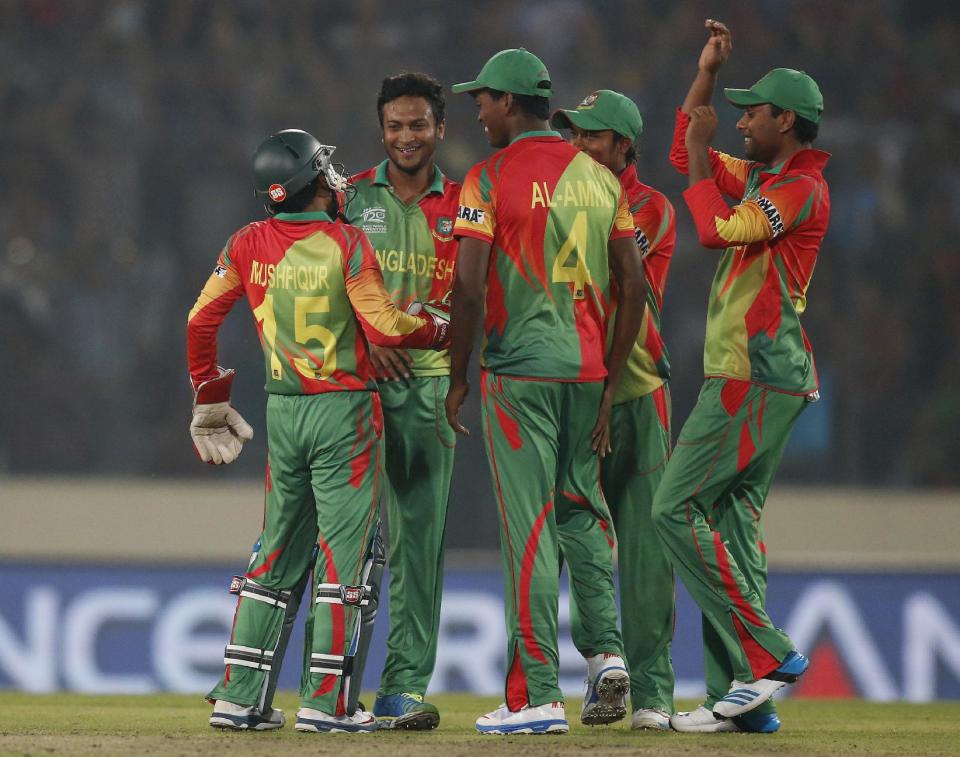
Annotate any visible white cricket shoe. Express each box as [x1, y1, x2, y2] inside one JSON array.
[[209, 700, 285, 730], [294, 706, 378, 733], [631, 707, 671, 730], [670, 705, 739, 733], [581, 653, 629, 725], [712, 650, 809, 717], [475, 701, 569, 735]]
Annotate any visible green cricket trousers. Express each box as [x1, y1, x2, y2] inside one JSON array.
[[377, 376, 456, 697], [480, 371, 624, 711], [208, 390, 383, 715], [653, 377, 806, 698]]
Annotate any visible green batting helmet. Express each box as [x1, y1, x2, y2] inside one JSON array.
[[252, 129, 349, 210]]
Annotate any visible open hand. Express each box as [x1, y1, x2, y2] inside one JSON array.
[[698, 19, 732, 74]]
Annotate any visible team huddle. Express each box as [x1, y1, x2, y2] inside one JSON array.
[[186, 20, 830, 736]]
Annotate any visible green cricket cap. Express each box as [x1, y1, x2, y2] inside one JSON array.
[[550, 89, 643, 141], [452, 48, 553, 97], [724, 67, 824, 124]]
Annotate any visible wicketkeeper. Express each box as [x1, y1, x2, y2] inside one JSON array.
[[186, 128, 449, 733]]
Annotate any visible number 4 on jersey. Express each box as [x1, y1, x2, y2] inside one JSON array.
[[552, 210, 591, 300]]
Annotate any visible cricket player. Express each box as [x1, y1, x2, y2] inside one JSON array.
[[446, 48, 648, 735], [345, 72, 460, 730], [551, 90, 677, 731], [654, 19, 829, 732], [187, 128, 449, 734]]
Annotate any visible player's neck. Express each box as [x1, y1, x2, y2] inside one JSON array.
[[765, 138, 807, 170], [387, 160, 434, 204], [506, 116, 550, 143], [304, 194, 334, 215]]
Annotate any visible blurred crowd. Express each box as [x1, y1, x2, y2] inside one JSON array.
[[2, 0, 958, 487]]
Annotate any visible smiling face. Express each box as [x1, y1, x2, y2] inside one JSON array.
[[473, 90, 511, 148], [381, 95, 444, 175], [569, 125, 629, 173], [736, 103, 790, 163]]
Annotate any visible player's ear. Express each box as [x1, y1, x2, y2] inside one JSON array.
[[778, 108, 796, 135], [437, 118, 446, 140]]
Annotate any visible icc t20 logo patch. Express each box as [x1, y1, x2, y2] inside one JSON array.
[[362, 207, 386, 224], [360, 206, 387, 234]]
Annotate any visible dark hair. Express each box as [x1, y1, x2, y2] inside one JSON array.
[[377, 72, 446, 126], [620, 136, 638, 165], [486, 88, 551, 121], [269, 175, 322, 216], [770, 104, 819, 144]]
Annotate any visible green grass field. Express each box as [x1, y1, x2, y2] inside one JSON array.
[[1, 693, 959, 756]]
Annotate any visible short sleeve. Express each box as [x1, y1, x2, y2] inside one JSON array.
[[609, 185, 634, 240], [454, 163, 496, 242]]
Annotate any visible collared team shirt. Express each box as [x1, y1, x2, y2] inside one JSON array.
[[346, 160, 461, 376], [608, 165, 676, 404], [669, 108, 831, 395], [454, 130, 635, 381], [187, 210, 437, 395]]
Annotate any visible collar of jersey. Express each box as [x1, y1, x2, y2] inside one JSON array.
[[617, 163, 641, 192], [273, 211, 333, 222], [509, 129, 562, 145], [373, 159, 445, 195], [760, 147, 831, 178]]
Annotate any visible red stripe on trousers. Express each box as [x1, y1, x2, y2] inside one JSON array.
[[312, 534, 345, 710], [518, 500, 554, 666], [731, 612, 781, 680], [711, 530, 763, 625], [246, 545, 284, 579], [506, 645, 528, 711], [483, 375, 520, 613]]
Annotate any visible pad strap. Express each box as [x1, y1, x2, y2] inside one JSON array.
[[314, 583, 371, 607], [309, 652, 345, 676], [230, 576, 291, 609], [224, 644, 273, 671]]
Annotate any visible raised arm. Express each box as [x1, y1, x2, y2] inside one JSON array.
[[681, 19, 731, 114], [669, 19, 752, 199]]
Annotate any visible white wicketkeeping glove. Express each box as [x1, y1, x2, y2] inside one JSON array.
[[189, 367, 254, 465]]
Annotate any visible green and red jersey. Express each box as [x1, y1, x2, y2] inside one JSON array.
[[187, 210, 437, 395], [669, 109, 830, 394], [347, 161, 461, 376], [608, 166, 675, 403], [455, 131, 634, 381]]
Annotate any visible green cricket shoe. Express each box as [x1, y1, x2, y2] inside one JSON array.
[[373, 692, 440, 730]]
